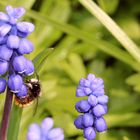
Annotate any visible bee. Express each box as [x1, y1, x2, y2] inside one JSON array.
[[15, 78, 41, 108]]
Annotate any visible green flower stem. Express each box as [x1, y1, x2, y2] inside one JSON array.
[[79, 0, 140, 63], [7, 104, 23, 140], [0, 89, 13, 140]]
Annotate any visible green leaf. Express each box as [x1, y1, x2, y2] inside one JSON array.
[[3, 0, 36, 9], [126, 73, 140, 86], [117, 15, 140, 40], [7, 104, 23, 140], [106, 113, 140, 127], [35, 0, 71, 47], [61, 53, 86, 83], [97, 0, 119, 14], [32, 48, 54, 73], [126, 73, 140, 92]]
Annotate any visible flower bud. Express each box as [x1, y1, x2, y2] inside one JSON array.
[[0, 78, 6, 93], [84, 87, 92, 95], [6, 6, 25, 19], [0, 23, 11, 37], [13, 56, 26, 73], [88, 95, 98, 107], [76, 88, 86, 97], [41, 117, 54, 135], [7, 35, 20, 49], [47, 128, 64, 140], [0, 60, 9, 75], [92, 88, 105, 96], [103, 105, 108, 112], [27, 123, 41, 140], [9, 26, 17, 35], [16, 84, 27, 97], [0, 12, 9, 22], [24, 59, 34, 75], [79, 78, 90, 87], [8, 74, 23, 92], [98, 95, 108, 104], [0, 35, 8, 45], [0, 45, 13, 61], [75, 100, 91, 113], [17, 22, 34, 37], [84, 127, 96, 140], [87, 74, 96, 81], [53, 134, 64, 140], [74, 115, 84, 129], [95, 117, 107, 132], [83, 113, 94, 127], [92, 104, 106, 117], [18, 39, 33, 54], [91, 78, 104, 90], [13, 7, 25, 19]]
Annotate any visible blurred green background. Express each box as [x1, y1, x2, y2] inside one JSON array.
[[1, 0, 140, 139]]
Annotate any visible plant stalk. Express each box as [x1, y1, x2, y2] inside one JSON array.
[[79, 0, 140, 63], [0, 89, 13, 140]]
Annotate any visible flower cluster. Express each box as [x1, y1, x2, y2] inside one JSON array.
[[74, 74, 108, 140], [27, 117, 64, 140], [0, 6, 35, 97]]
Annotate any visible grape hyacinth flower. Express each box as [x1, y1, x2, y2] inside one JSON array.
[[27, 117, 64, 140], [0, 5, 35, 97], [74, 74, 108, 140]]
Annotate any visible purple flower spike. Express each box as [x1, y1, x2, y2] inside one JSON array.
[[16, 84, 27, 98], [83, 113, 94, 127], [0, 12, 9, 22], [0, 6, 36, 99], [75, 100, 91, 113], [41, 117, 54, 135], [74, 74, 108, 139], [47, 128, 64, 140], [8, 74, 23, 93], [0, 78, 6, 93], [24, 59, 34, 76], [74, 115, 84, 129], [7, 35, 20, 49], [17, 22, 35, 35], [0, 24, 11, 37], [84, 127, 96, 140], [0, 60, 9, 75], [27, 117, 64, 140], [95, 117, 107, 132], [93, 104, 106, 117], [0, 45, 13, 61], [27, 124, 41, 140], [18, 39, 34, 54], [13, 56, 26, 73]]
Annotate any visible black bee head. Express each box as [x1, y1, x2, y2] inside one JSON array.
[[28, 78, 41, 97]]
